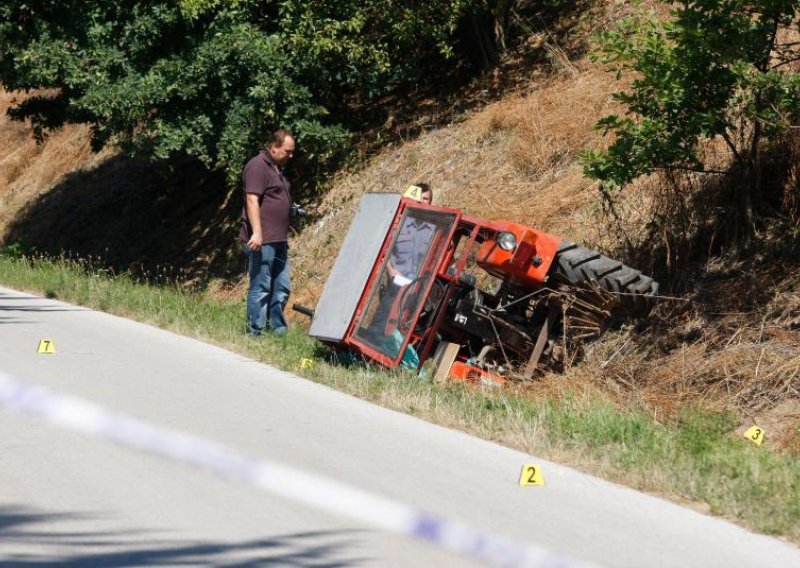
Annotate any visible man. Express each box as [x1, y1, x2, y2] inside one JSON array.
[[368, 183, 435, 343], [240, 129, 296, 336], [386, 183, 434, 285]]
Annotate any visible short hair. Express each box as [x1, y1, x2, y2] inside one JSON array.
[[266, 129, 294, 149], [416, 182, 432, 195]]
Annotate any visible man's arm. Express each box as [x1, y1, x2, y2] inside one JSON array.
[[385, 259, 413, 286], [386, 259, 399, 279], [245, 193, 263, 250]]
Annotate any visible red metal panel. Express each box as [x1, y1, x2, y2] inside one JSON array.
[[475, 221, 561, 286], [449, 361, 507, 385]]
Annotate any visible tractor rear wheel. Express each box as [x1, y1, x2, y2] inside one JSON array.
[[552, 241, 658, 314]]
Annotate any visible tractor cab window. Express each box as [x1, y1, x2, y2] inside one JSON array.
[[447, 228, 503, 295], [353, 207, 457, 363]]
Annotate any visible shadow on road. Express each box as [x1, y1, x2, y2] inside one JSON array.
[[0, 305, 81, 312], [0, 297, 84, 324], [0, 505, 367, 567]]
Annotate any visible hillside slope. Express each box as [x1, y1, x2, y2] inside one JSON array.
[[290, 64, 624, 313], [1, 8, 798, 461]]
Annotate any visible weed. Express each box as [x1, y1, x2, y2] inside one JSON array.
[[1, 242, 26, 259]]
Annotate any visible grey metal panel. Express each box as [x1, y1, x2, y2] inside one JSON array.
[[309, 193, 401, 342]]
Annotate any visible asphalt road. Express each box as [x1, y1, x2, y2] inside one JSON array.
[[1, 285, 799, 567]]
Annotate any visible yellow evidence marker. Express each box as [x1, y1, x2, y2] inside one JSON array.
[[744, 425, 765, 446], [300, 358, 314, 370], [403, 184, 423, 201], [37, 339, 55, 354], [519, 464, 544, 486]]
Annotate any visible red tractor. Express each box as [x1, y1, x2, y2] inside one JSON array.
[[304, 194, 658, 382]]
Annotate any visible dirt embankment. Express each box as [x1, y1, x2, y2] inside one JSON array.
[[0, 90, 110, 236]]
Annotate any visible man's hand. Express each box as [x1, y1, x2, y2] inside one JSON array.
[[386, 261, 399, 280], [247, 232, 263, 251], [245, 193, 263, 250], [392, 273, 412, 287]]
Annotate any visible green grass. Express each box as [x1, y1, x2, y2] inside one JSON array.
[[2, 253, 799, 543]]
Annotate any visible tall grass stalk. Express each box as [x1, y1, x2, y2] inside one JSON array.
[[1, 254, 798, 543]]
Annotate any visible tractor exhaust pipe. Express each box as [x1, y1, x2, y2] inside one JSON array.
[[292, 303, 315, 318]]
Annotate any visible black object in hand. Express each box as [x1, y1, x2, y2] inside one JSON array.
[[290, 203, 307, 217]]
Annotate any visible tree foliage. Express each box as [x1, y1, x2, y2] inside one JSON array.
[[0, 0, 481, 184], [582, 1, 800, 239]]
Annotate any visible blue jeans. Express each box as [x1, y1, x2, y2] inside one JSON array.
[[244, 242, 291, 336]]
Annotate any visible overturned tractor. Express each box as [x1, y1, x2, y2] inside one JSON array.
[[303, 194, 657, 382]]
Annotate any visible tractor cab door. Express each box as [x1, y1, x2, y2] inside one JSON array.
[[348, 202, 458, 367]]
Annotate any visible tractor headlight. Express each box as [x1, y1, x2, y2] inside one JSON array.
[[496, 231, 517, 251]]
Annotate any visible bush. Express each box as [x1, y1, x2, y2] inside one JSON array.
[[582, 1, 800, 244]]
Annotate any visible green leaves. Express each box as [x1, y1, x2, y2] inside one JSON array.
[[1, 0, 479, 186], [583, 1, 800, 195]]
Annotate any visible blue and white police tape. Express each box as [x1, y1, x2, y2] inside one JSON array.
[[0, 371, 598, 568]]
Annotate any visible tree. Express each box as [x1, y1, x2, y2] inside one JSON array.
[[582, 1, 800, 243], [0, 0, 480, 185]]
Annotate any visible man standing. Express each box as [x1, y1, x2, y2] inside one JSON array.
[[240, 129, 296, 336]]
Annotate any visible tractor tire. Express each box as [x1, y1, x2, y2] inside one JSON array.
[[552, 241, 659, 315]]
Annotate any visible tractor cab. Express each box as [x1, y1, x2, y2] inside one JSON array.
[[349, 202, 458, 365], [309, 194, 466, 368]]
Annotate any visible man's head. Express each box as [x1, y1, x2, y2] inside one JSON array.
[[266, 129, 296, 167], [416, 182, 432, 204]]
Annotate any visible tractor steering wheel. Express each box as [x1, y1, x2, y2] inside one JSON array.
[[385, 275, 428, 337]]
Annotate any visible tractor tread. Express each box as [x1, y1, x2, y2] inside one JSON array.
[[553, 241, 659, 314]]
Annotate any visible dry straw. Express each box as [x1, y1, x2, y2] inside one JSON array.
[[0, 89, 113, 237]]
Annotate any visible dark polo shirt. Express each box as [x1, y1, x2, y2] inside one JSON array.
[[239, 151, 292, 244]]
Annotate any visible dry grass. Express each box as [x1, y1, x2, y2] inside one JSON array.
[[286, 52, 800, 455], [535, 261, 800, 453], [291, 64, 626, 312], [0, 89, 113, 238]]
